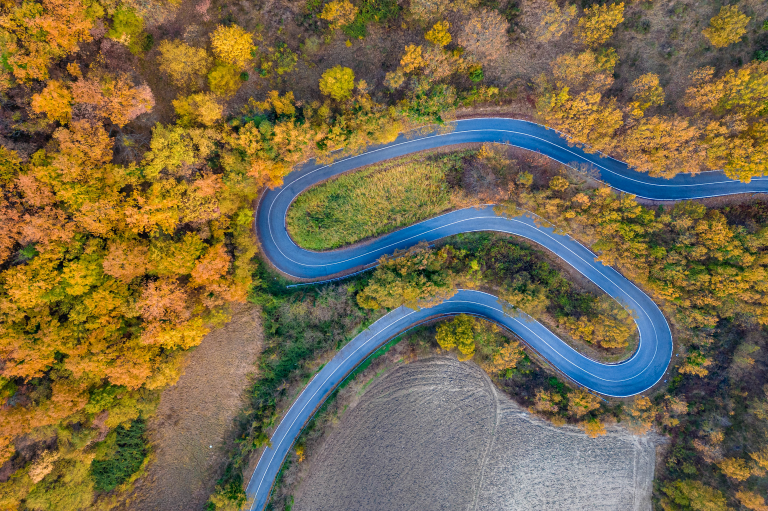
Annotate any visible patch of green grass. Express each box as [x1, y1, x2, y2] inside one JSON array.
[[286, 153, 469, 250], [342, 0, 401, 38]]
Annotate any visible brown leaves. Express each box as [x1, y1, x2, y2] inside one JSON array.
[[457, 9, 509, 64], [71, 76, 155, 127]]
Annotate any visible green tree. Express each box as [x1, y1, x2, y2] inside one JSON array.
[[356, 243, 455, 309], [661, 480, 728, 511]]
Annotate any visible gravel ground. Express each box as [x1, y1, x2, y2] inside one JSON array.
[[294, 357, 655, 511]]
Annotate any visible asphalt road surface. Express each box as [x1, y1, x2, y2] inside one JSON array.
[[246, 118, 760, 510]]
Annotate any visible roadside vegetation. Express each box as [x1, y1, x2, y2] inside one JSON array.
[[1, 0, 768, 509]]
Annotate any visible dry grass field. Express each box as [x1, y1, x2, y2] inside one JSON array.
[[293, 357, 656, 511], [122, 305, 263, 511]]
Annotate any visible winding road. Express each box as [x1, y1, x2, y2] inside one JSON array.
[[246, 118, 765, 510]]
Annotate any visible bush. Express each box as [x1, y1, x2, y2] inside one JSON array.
[[468, 65, 484, 82], [91, 419, 148, 492]]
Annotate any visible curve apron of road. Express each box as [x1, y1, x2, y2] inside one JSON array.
[[247, 117, 760, 510]]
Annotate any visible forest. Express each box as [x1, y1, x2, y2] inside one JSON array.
[[1, 0, 768, 509]]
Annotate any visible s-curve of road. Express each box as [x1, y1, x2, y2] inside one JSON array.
[[247, 118, 764, 510]]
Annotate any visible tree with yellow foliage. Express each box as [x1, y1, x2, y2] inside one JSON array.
[[208, 63, 242, 97], [551, 50, 615, 91], [580, 418, 606, 438], [356, 243, 455, 309], [661, 481, 728, 511], [621, 396, 656, 434], [627, 73, 664, 118], [622, 115, 705, 178], [320, 0, 357, 29], [568, 388, 601, 418], [736, 490, 768, 511], [575, 2, 624, 48], [425, 21, 452, 47], [685, 62, 768, 182], [679, 350, 712, 377], [536, 0, 576, 42], [718, 457, 752, 481], [702, 5, 750, 48], [253, 90, 297, 116], [484, 341, 523, 374], [399, 44, 426, 73], [319, 65, 355, 101], [538, 88, 624, 153], [210, 24, 255, 68], [158, 40, 212, 88], [436, 314, 476, 359], [31, 80, 73, 124], [173, 93, 224, 127]]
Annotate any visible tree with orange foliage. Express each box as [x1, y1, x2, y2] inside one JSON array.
[[31, 80, 73, 124], [0, 0, 96, 81], [568, 388, 601, 418], [538, 88, 623, 153], [399, 44, 426, 73], [718, 457, 752, 481], [621, 396, 656, 434], [71, 74, 155, 127], [737, 490, 768, 511]]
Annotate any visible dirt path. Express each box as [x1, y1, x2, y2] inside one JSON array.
[[294, 357, 656, 511], [124, 305, 263, 511]]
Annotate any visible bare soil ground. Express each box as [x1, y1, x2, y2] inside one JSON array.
[[122, 304, 263, 511], [293, 357, 657, 511]]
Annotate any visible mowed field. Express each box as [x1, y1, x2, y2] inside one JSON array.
[[293, 357, 656, 511]]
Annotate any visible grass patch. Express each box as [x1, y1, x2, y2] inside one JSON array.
[[286, 153, 471, 250]]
